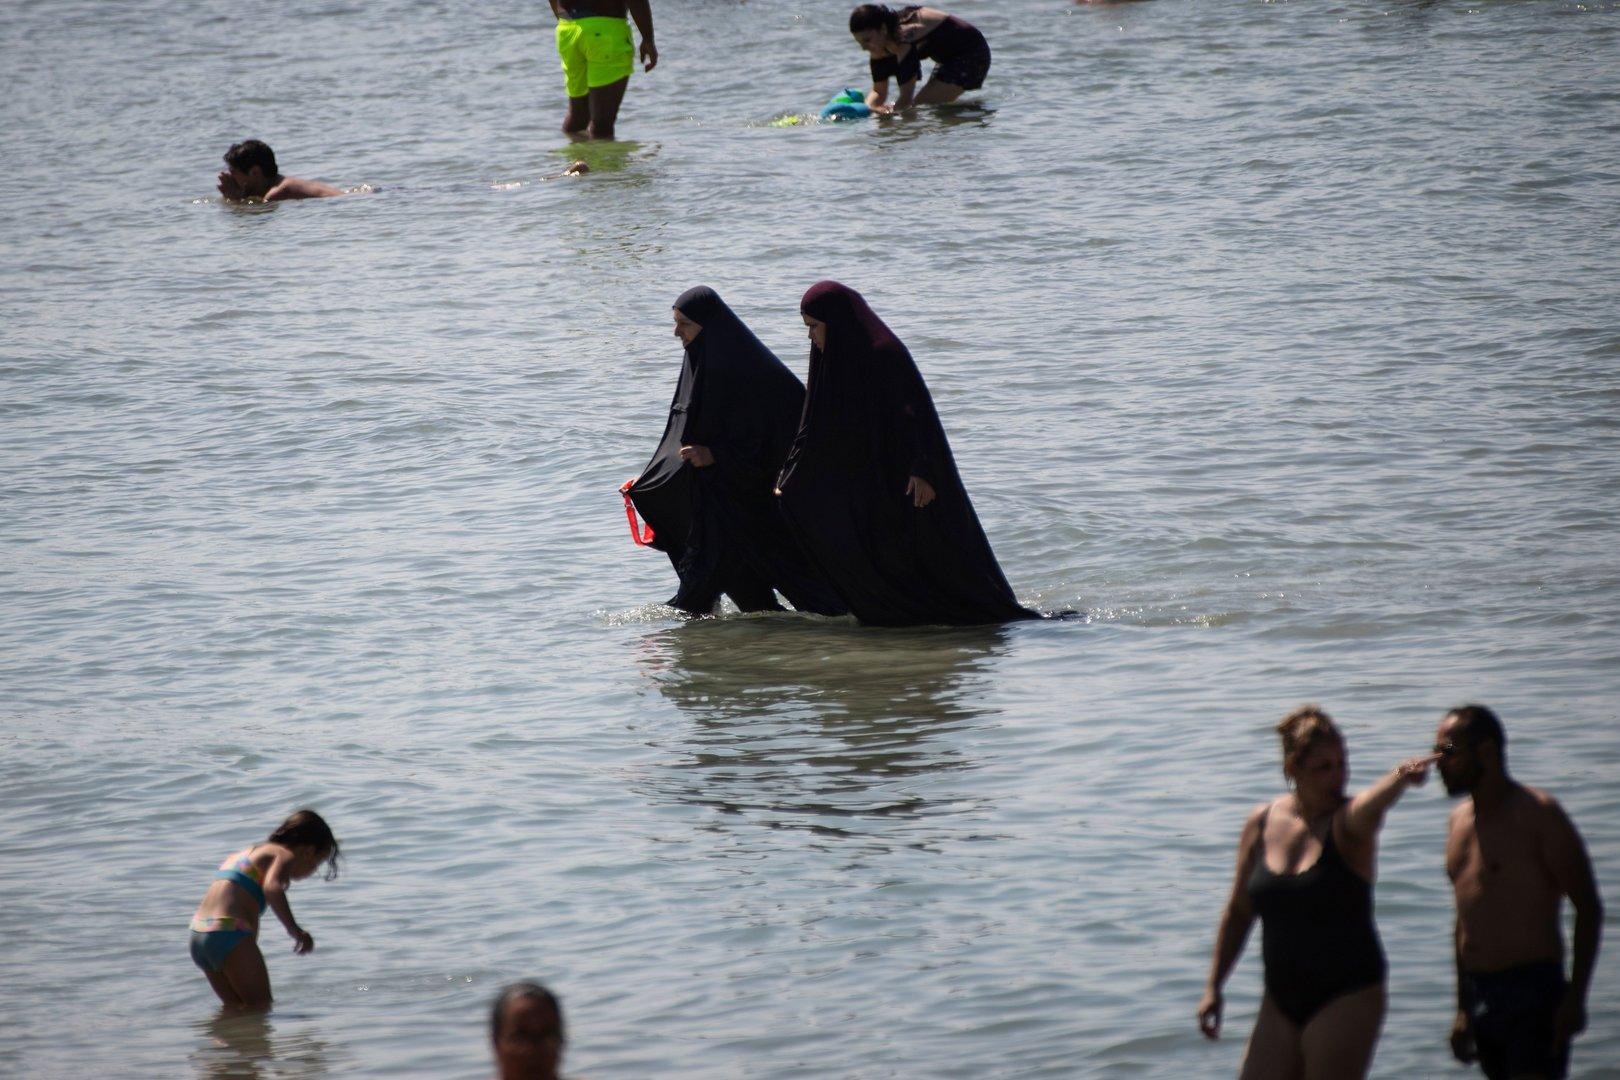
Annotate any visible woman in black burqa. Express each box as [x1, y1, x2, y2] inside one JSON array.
[[775, 280, 1038, 626], [627, 287, 846, 617]]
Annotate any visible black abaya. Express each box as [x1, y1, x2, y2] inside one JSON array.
[[776, 280, 1037, 627], [627, 287, 846, 616]]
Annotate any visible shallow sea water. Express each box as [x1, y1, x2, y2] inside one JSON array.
[[2, 0, 1619, 1076]]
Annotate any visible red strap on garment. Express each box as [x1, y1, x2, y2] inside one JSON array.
[[619, 478, 655, 546]]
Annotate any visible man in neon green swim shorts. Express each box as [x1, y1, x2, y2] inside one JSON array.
[[548, 1, 657, 140]]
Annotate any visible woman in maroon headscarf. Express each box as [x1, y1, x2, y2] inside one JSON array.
[[775, 281, 1038, 627]]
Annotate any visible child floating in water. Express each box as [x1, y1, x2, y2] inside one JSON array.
[[188, 809, 341, 1010], [848, 5, 991, 113]]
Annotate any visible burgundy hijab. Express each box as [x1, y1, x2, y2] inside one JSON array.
[[777, 281, 1036, 626]]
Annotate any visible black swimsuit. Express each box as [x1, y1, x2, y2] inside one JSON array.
[[869, 8, 992, 92], [1246, 807, 1387, 1027]]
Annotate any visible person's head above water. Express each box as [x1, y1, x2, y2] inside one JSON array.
[[1275, 705, 1346, 799], [491, 982, 566, 1080], [1435, 703, 1507, 797], [225, 139, 278, 177], [268, 808, 342, 881], [849, 4, 901, 54], [223, 139, 281, 196]]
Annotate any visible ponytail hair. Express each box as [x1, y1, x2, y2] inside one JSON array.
[[268, 808, 342, 880]]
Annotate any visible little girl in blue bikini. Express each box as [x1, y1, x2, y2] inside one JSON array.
[[188, 809, 340, 1010]]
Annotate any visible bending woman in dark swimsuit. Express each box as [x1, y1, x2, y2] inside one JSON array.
[[849, 5, 991, 111], [1198, 706, 1438, 1079]]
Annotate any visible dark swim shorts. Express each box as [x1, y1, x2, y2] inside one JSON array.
[[934, 42, 991, 92], [1462, 962, 1570, 1080]]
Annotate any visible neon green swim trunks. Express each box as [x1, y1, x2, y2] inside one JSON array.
[[555, 16, 635, 99]]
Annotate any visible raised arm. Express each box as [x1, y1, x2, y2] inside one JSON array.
[[263, 848, 315, 954], [1341, 753, 1437, 845], [1544, 798, 1602, 1049], [1198, 805, 1264, 1039]]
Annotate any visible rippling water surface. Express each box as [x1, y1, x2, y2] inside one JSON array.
[[3, 0, 1618, 1076]]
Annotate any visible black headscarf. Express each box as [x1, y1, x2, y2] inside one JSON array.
[[776, 281, 1038, 626], [627, 286, 846, 616]]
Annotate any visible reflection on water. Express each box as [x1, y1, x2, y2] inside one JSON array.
[[189, 1012, 336, 1080], [554, 138, 653, 176], [636, 617, 1008, 837], [872, 102, 997, 145]]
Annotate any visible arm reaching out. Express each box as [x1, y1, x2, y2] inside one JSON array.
[[866, 77, 890, 112], [893, 77, 918, 110], [1342, 753, 1438, 844], [263, 848, 314, 954]]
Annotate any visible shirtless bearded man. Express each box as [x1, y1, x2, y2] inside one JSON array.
[[1437, 704, 1603, 1080]]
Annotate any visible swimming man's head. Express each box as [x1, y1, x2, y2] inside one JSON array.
[[223, 140, 279, 197]]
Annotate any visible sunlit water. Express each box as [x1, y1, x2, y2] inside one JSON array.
[[2, 0, 1618, 1076]]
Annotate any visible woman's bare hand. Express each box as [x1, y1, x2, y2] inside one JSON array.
[[906, 475, 935, 507]]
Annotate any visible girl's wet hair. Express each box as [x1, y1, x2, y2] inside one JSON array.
[[267, 808, 342, 880], [849, 4, 900, 35], [491, 982, 566, 1045], [1275, 705, 1342, 778]]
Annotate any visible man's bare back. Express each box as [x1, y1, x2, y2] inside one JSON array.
[[218, 171, 345, 202]]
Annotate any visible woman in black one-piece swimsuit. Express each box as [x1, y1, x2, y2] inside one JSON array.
[[849, 5, 991, 111], [1197, 706, 1438, 1079]]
